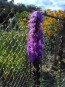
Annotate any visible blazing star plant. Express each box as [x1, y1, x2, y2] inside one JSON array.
[[27, 11, 44, 63]]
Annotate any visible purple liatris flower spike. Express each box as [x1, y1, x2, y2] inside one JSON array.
[[27, 11, 44, 63]]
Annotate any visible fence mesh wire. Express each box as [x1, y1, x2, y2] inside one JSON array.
[[0, 8, 65, 87]]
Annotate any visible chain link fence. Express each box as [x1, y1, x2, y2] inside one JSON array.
[[0, 10, 33, 87], [0, 7, 65, 87]]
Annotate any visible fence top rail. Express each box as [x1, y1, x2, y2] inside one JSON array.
[[42, 12, 65, 21]]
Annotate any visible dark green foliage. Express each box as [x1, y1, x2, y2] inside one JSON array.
[[26, 5, 41, 12]]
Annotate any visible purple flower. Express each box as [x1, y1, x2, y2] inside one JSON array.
[[27, 11, 44, 63]]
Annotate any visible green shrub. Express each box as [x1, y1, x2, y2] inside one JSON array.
[[0, 27, 29, 80]]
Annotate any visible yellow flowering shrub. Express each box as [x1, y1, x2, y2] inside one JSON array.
[[42, 9, 65, 37]]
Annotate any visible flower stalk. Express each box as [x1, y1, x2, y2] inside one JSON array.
[[27, 11, 44, 87]]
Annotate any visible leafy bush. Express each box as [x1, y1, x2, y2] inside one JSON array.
[[0, 27, 29, 82]]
